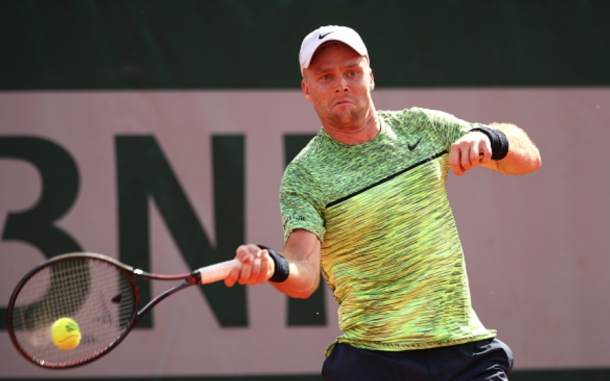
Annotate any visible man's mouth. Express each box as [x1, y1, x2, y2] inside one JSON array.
[[333, 99, 353, 107]]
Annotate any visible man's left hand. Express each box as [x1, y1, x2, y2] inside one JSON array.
[[449, 131, 492, 176]]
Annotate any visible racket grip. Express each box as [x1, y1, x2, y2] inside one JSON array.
[[197, 259, 242, 284]]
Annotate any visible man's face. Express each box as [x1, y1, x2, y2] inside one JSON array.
[[302, 43, 375, 128]]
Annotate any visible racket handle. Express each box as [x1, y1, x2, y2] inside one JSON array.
[[197, 259, 242, 284]]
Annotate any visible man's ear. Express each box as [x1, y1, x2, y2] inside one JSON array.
[[302, 79, 313, 102], [369, 69, 375, 91]]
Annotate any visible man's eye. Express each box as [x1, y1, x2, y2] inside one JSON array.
[[321, 75, 330, 80], [349, 71, 357, 76]]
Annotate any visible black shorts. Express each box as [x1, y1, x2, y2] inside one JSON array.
[[322, 338, 514, 381]]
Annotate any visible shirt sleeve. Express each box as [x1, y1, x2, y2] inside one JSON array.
[[419, 108, 476, 152], [279, 163, 326, 243]]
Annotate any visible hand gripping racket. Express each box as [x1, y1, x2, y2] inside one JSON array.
[[7, 252, 241, 369]]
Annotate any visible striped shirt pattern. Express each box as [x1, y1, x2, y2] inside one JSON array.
[[280, 108, 496, 355]]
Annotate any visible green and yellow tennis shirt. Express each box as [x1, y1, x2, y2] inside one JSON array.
[[280, 107, 496, 355]]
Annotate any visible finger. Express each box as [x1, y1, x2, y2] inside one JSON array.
[[224, 267, 240, 287], [460, 145, 473, 172], [238, 258, 253, 285], [247, 256, 262, 286], [255, 254, 271, 284], [229, 245, 251, 286], [449, 145, 464, 176], [235, 246, 254, 285], [470, 141, 481, 167], [477, 132, 492, 164], [479, 143, 492, 165], [480, 149, 491, 164], [236, 245, 252, 263]]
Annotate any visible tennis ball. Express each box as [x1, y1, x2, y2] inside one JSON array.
[[51, 318, 81, 350]]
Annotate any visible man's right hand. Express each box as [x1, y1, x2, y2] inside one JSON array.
[[224, 244, 275, 287], [224, 230, 321, 299]]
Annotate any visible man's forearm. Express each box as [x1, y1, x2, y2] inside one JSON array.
[[271, 256, 320, 299], [271, 229, 322, 299]]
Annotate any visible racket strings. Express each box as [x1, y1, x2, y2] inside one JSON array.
[[10, 257, 137, 367], [14, 259, 90, 329]]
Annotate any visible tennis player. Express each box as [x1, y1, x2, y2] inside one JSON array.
[[225, 25, 541, 380]]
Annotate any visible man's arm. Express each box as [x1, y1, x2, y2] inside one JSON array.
[[449, 123, 541, 176], [224, 229, 321, 299]]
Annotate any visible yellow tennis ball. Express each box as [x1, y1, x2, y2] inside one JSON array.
[[51, 318, 81, 350]]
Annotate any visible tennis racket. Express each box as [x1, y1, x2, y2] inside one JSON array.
[[7, 252, 242, 369]]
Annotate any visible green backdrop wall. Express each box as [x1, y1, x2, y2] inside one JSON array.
[[1, 0, 608, 90]]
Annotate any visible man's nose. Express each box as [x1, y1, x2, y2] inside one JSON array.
[[334, 77, 349, 93]]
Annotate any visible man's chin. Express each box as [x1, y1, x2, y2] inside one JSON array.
[[331, 110, 360, 125]]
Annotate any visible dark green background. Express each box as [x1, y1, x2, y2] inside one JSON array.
[[0, 0, 608, 90]]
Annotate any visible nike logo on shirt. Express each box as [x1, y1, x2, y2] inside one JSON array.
[[408, 138, 422, 151]]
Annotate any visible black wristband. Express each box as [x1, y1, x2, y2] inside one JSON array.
[[257, 245, 290, 283], [471, 125, 509, 161]]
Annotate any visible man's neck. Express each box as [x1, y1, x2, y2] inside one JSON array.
[[322, 109, 380, 145]]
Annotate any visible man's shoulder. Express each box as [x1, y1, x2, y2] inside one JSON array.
[[287, 130, 327, 167], [379, 107, 468, 134], [378, 107, 445, 123], [282, 130, 329, 182], [377, 107, 434, 134]]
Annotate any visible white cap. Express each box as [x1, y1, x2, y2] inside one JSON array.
[[299, 25, 369, 73]]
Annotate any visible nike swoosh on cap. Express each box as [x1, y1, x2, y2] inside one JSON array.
[[318, 31, 333, 39]]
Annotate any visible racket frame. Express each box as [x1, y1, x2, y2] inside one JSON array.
[[6, 252, 211, 369]]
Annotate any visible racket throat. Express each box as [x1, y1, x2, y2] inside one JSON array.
[[135, 275, 199, 324]]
